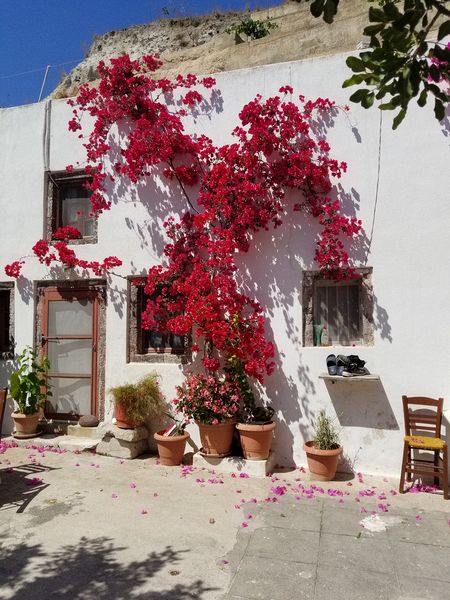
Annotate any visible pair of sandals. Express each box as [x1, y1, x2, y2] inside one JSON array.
[[326, 354, 346, 376], [326, 353, 370, 377]]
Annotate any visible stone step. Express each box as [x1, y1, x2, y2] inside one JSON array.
[[193, 451, 276, 477], [5, 434, 98, 453]]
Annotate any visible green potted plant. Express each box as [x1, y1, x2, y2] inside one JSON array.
[[228, 357, 276, 461], [304, 409, 342, 480], [173, 372, 240, 457], [153, 412, 190, 466], [110, 373, 164, 429], [10, 346, 51, 438]]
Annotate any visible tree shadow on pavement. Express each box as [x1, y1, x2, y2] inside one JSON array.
[[0, 538, 217, 599]]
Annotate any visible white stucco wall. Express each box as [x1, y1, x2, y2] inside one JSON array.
[[1, 52, 449, 476]]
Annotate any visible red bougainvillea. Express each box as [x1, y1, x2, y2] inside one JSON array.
[[5, 54, 362, 383]]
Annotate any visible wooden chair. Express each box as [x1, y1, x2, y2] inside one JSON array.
[[399, 395, 448, 499], [0, 387, 7, 438]]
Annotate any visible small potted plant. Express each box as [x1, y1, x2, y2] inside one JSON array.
[[304, 409, 342, 480], [229, 357, 276, 460], [110, 373, 164, 429], [173, 372, 240, 456], [153, 413, 190, 466], [10, 346, 51, 438]]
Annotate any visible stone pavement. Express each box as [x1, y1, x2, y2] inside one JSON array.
[[0, 443, 449, 600]]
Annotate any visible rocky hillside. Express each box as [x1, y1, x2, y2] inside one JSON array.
[[53, 1, 369, 98]]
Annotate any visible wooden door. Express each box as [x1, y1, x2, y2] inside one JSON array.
[[41, 288, 99, 419]]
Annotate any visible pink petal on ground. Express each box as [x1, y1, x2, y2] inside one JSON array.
[[390, 489, 398, 496], [250, 497, 257, 503], [246, 513, 253, 519], [347, 482, 353, 486], [239, 473, 249, 478], [112, 493, 118, 499], [75, 463, 80, 467], [230, 473, 237, 478], [271, 486, 287, 496], [359, 507, 367, 513], [234, 504, 241, 509], [140, 509, 148, 515], [129, 482, 137, 489], [235, 489, 242, 493], [153, 492, 159, 497], [241, 521, 248, 528], [377, 503, 389, 513], [378, 493, 386, 500], [415, 514, 423, 521]]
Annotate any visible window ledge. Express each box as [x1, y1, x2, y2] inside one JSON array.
[[319, 373, 380, 382], [128, 353, 189, 365]]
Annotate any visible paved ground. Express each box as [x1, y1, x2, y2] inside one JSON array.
[[0, 443, 449, 599]]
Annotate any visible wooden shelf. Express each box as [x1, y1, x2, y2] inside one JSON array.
[[319, 373, 380, 382]]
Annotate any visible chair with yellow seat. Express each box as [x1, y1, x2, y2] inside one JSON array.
[[399, 396, 448, 499]]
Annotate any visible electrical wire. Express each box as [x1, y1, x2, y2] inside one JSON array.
[[0, 59, 81, 80]]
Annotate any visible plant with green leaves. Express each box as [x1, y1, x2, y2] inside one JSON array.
[[10, 346, 51, 415], [313, 409, 340, 450], [110, 373, 165, 424], [295, 0, 450, 127], [226, 17, 278, 40]]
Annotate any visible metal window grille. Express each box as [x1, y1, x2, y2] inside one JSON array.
[[314, 282, 362, 345]]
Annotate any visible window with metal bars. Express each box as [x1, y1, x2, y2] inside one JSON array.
[[127, 278, 189, 363], [302, 268, 374, 347], [314, 281, 361, 345]]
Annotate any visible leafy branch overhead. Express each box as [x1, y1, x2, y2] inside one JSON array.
[[298, 0, 450, 127]]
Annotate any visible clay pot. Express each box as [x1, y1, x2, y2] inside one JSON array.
[[115, 402, 140, 429], [303, 440, 342, 481], [236, 421, 276, 460], [11, 412, 40, 436], [196, 420, 235, 457], [154, 430, 190, 466]]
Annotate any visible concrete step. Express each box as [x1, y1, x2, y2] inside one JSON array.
[[5, 434, 99, 453], [193, 451, 276, 477]]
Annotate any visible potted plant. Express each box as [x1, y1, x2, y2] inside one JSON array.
[[10, 346, 51, 438], [229, 357, 276, 460], [304, 409, 342, 480], [173, 372, 240, 457], [110, 373, 164, 429], [154, 413, 190, 466]]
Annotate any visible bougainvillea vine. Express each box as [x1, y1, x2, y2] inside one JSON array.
[[5, 54, 362, 382]]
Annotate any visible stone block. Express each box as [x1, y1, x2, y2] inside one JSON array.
[[98, 423, 149, 443], [96, 435, 149, 459], [67, 424, 101, 439], [192, 451, 276, 477]]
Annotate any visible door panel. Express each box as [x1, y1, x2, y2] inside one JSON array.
[[42, 288, 99, 419]]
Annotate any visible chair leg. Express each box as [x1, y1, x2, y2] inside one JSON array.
[[434, 450, 440, 486], [406, 447, 412, 482], [443, 446, 448, 500], [399, 442, 409, 494]]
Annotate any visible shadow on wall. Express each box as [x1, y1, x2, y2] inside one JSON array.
[[0, 538, 216, 599], [323, 379, 399, 430], [234, 118, 393, 466]]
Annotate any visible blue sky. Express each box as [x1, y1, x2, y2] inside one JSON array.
[[0, 0, 280, 107]]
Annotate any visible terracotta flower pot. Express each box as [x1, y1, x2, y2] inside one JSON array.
[[236, 421, 276, 460], [154, 430, 190, 466], [303, 440, 342, 481], [11, 412, 40, 437], [196, 420, 235, 457], [115, 402, 141, 429]]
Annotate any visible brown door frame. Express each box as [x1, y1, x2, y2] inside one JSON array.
[[41, 286, 99, 420]]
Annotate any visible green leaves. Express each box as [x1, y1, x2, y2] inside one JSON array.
[[303, 0, 450, 128], [9, 346, 51, 414]]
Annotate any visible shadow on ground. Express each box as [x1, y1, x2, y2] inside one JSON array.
[[0, 538, 217, 599]]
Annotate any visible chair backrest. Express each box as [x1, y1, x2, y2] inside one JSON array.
[[402, 395, 444, 438], [0, 387, 7, 437]]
